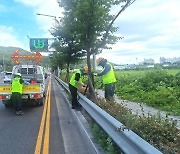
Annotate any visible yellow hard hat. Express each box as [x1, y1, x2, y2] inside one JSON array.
[[83, 66, 88, 73], [96, 57, 104, 65]]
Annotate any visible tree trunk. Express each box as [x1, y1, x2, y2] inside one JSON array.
[[87, 51, 97, 101], [65, 63, 70, 82]]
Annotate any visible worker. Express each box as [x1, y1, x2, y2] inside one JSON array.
[[95, 57, 116, 101], [69, 66, 88, 109], [11, 73, 24, 116]]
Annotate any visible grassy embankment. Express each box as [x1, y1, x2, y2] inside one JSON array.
[[94, 68, 180, 115]]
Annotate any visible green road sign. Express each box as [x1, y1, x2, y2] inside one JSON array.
[[30, 38, 48, 51]]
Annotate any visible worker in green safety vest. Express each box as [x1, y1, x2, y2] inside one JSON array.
[[11, 73, 24, 116], [69, 66, 88, 109], [95, 57, 116, 101]]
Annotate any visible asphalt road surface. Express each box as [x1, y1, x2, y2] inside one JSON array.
[[0, 75, 98, 154]]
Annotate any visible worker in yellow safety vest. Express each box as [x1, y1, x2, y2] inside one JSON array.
[[95, 57, 116, 101], [11, 73, 24, 116], [69, 66, 88, 109]]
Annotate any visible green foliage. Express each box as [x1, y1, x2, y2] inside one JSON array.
[[94, 99, 180, 154], [61, 69, 180, 153], [175, 72, 180, 86], [95, 69, 180, 115], [0, 46, 21, 71], [91, 122, 122, 154], [55, 0, 136, 99], [55, 0, 134, 65], [49, 52, 63, 71], [138, 69, 174, 91]]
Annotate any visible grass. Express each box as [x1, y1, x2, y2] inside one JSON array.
[[115, 68, 180, 76], [60, 73, 180, 154], [61, 68, 180, 115]]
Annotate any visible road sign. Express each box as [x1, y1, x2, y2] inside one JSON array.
[[30, 38, 48, 51], [11, 49, 43, 64]]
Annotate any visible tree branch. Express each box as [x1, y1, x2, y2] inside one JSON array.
[[95, 0, 136, 51]]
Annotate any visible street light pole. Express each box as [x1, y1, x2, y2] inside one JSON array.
[[36, 13, 60, 25], [36, 13, 57, 19], [36, 13, 60, 75]]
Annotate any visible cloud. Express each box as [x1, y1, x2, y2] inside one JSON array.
[[14, 0, 63, 37], [101, 0, 180, 64], [0, 25, 25, 49], [9, 0, 179, 64], [0, 0, 62, 52], [35, 1, 63, 36]]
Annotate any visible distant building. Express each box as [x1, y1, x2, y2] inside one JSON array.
[[160, 57, 180, 64], [160, 57, 166, 63], [113, 64, 136, 70], [146, 65, 154, 68], [114, 65, 126, 70], [143, 58, 154, 64]]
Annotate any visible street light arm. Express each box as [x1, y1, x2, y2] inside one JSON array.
[[36, 13, 57, 19]]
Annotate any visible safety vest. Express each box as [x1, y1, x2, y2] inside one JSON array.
[[69, 70, 82, 88], [102, 63, 116, 85], [11, 77, 23, 94]]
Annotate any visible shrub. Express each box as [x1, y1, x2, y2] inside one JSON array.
[[94, 99, 180, 154]]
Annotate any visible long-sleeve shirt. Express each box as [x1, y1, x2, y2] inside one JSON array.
[[97, 59, 111, 76]]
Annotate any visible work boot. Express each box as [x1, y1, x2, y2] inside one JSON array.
[[16, 111, 24, 116], [16, 111, 21, 116], [19, 111, 24, 115], [71, 106, 76, 109]]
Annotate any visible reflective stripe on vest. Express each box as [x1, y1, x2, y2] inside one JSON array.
[[11, 77, 23, 94], [102, 63, 116, 84], [69, 70, 82, 88]]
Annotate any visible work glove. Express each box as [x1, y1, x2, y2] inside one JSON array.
[[94, 73, 97, 76], [80, 83, 86, 87]]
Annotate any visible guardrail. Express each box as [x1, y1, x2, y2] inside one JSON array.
[[55, 76, 162, 154]]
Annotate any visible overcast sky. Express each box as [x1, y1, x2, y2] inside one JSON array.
[[0, 0, 179, 64]]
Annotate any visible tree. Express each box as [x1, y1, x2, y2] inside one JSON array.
[[51, 40, 86, 81], [51, 13, 87, 81], [56, 0, 136, 99]]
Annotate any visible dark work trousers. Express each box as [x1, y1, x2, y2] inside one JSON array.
[[11, 92, 22, 111], [104, 83, 115, 101], [69, 84, 79, 108]]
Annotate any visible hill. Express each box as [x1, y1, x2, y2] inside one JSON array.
[[0, 46, 30, 62], [0, 46, 30, 56], [0, 46, 50, 71]]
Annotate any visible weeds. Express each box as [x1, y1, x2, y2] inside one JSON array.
[[93, 98, 180, 154], [91, 122, 123, 154], [60, 71, 180, 154]]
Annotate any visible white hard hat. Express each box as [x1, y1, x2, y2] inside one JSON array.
[[16, 73, 21, 77]]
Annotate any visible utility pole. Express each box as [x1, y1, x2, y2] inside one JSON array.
[[3, 54, 5, 72]]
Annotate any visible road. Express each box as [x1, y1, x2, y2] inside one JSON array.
[[0, 76, 98, 154]]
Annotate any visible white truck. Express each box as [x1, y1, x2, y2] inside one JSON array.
[[0, 64, 46, 107]]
